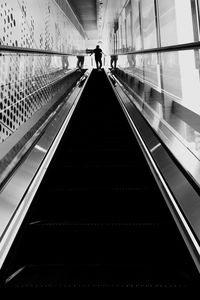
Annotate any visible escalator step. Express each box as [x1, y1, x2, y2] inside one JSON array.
[[30, 188, 173, 224], [51, 148, 146, 167], [4, 222, 198, 288], [4, 264, 195, 288], [40, 165, 155, 189], [8, 222, 193, 268]]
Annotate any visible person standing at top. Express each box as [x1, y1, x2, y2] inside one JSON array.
[[91, 45, 103, 70]]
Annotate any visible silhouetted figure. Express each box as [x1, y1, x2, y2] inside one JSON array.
[[77, 55, 84, 69], [127, 53, 136, 67], [110, 54, 118, 69], [62, 55, 69, 70], [91, 45, 103, 69]]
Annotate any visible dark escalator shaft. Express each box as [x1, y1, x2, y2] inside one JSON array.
[[1, 69, 199, 288]]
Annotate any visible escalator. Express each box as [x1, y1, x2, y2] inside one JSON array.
[[0, 69, 199, 288]]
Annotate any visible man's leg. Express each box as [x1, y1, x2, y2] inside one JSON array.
[[99, 58, 102, 69], [95, 57, 99, 69]]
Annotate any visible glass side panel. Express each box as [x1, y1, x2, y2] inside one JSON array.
[[158, 0, 194, 46], [115, 48, 200, 160], [158, 0, 178, 46], [140, 0, 157, 49], [132, 0, 142, 51]]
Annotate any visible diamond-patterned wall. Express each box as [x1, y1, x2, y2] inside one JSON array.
[[0, 0, 85, 143], [0, 0, 85, 51]]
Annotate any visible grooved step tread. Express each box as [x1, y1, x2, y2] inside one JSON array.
[[5, 264, 195, 288]]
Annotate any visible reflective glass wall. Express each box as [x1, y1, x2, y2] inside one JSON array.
[[107, 0, 200, 167]]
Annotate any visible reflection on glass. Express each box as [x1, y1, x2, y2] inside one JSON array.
[[158, 0, 194, 46], [117, 49, 200, 159], [125, 0, 133, 50], [143, 53, 159, 88], [158, 0, 178, 46], [141, 0, 157, 49], [132, 1, 142, 51], [161, 51, 182, 99]]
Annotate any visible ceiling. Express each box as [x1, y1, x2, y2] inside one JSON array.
[[67, 0, 98, 40]]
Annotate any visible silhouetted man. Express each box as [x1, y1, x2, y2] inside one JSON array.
[[91, 45, 103, 70]]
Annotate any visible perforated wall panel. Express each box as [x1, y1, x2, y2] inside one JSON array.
[[0, 0, 85, 51], [0, 0, 86, 143]]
